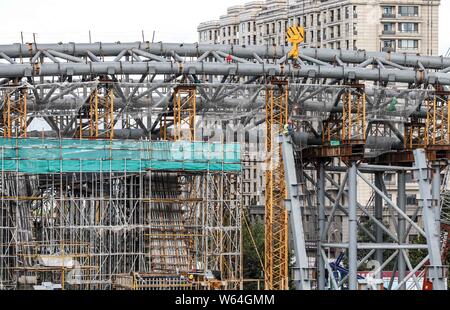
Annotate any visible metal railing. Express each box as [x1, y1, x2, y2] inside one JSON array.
[[382, 30, 396, 35], [382, 13, 396, 18]]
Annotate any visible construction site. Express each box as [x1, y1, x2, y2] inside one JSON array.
[[0, 31, 449, 291]]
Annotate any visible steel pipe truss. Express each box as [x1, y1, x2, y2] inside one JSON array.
[[0, 42, 449, 85], [0, 41, 449, 291]]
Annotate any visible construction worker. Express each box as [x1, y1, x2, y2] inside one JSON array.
[[284, 119, 294, 136], [225, 54, 233, 64]]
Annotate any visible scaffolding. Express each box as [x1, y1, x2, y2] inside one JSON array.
[[0, 138, 242, 290]]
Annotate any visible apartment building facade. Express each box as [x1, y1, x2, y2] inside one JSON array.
[[198, 0, 440, 55]]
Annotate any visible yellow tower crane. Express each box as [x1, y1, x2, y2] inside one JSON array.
[[264, 25, 305, 290]]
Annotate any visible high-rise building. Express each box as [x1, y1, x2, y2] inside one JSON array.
[[198, 0, 440, 55]]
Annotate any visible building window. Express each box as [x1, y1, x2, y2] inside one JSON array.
[[405, 172, 415, 183], [345, 23, 349, 35], [353, 6, 357, 18], [383, 40, 395, 48], [407, 194, 417, 205], [398, 22, 419, 33], [383, 23, 395, 34], [330, 10, 334, 23], [382, 6, 395, 17], [398, 39, 419, 49], [337, 25, 341, 37], [337, 8, 341, 21], [383, 23, 394, 31], [353, 40, 357, 50], [398, 6, 419, 17], [345, 6, 350, 19], [353, 23, 357, 35], [384, 173, 394, 182]]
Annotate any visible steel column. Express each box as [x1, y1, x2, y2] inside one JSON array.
[[374, 173, 384, 278], [348, 162, 358, 290], [413, 149, 446, 290], [317, 162, 326, 290], [397, 171, 407, 290], [281, 136, 311, 290]]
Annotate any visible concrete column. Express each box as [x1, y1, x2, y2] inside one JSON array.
[[397, 171, 406, 290], [374, 173, 384, 278], [348, 162, 358, 290], [317, 162, 326, 290]]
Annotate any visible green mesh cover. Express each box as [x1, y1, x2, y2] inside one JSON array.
[[0, 138, 241, 173]]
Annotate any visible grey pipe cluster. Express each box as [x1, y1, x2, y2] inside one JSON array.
[[0, 62, 449, 85], [0, 42, 449, 69]]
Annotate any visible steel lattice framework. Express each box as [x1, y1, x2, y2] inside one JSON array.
[[0, 41, 450, 290]]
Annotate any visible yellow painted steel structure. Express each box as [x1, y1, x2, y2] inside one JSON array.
[[78, 88, 115, 140], [2, 89, 27, 138], [404, 117, 426, 149], [173, 85, 197, 141], [160, 85, 197, 141], [425, 95, 450, 146], [341, 89, 366, 143], [264, 80, 289, 290]]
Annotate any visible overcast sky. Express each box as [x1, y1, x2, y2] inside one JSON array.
[[0, 0, 448, 55]]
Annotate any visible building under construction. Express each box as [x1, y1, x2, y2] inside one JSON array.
[[0, 41, 449, 290]]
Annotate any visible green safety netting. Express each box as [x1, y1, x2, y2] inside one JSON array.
[[0, 138, 241, 173]]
